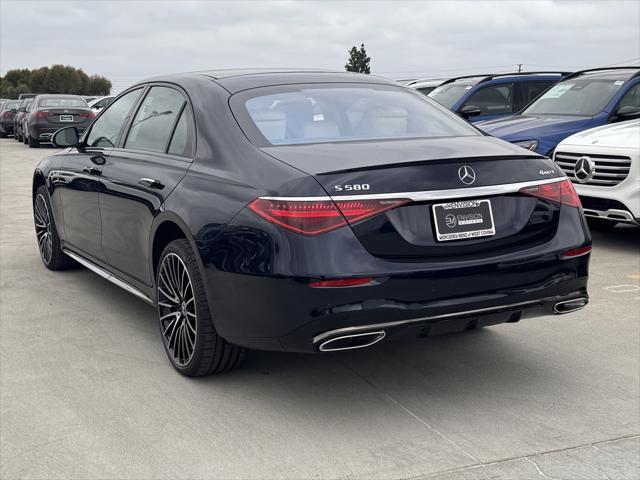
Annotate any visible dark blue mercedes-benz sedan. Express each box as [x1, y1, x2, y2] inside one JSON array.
[[33, 69, 591, 375]]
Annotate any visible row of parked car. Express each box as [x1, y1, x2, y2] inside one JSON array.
[[0, 94, 112, 147], [406, 66, 640, 229]]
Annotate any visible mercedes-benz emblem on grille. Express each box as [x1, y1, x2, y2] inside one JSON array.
[[574, 156, 595, 184], [458, 165, 476, 185]]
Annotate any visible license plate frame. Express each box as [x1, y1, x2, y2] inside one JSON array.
[[432, 199, 496, 242], [59, 115, 73, 122]]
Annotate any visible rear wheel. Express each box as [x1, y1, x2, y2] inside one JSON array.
[[156, 239, 247, 376], [23, 132, 28, 144], [0, 130, 7, 139], [28, 135, 40, 148], [34, 186, 71, 270], [587, 217, 617, 231]]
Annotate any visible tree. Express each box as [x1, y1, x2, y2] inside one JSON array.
[[0, 65, 111, 98], [345, 43, 371, 74]]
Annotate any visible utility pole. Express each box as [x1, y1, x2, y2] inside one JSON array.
[[517, 64, 523, 73]]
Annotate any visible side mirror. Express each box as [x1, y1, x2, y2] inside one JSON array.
[[459, 105, 482, 118], [10, 108, 17, 114], [52, 126, 80, 148], [614, 105, 640, 120]]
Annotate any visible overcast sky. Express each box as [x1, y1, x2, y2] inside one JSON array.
[[1, 0, 639, 93]]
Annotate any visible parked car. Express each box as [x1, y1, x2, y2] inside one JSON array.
[[0, 100, 21, 137], [24, 94, 95, 148], [553, 120, 639, 230], [35, 69, 590, 376], [407, 78, 447, 95], [18, 93, 38, 100], [427, 72, 568, 123], [87, 95, 113, 113], [477, 67, 640, 155], [14, 98, 33, 142]]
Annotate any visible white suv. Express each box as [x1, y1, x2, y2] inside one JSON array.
[[553, 120, 639, 230]]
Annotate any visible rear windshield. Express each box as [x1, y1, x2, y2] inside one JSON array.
[[38, 98, 88, 108], [232, 84, 479, 146], [2, 101, 20, 110], [523, 78, 627, 116]]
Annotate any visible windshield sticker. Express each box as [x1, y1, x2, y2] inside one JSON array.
[[614, 80, 625, 86], [541, 83, 574, 99]]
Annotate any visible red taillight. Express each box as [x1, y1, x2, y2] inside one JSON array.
[[248, 197, 410, 235], [309, 277, 374, 288], [34, 111, 49, 119], [519, 179, 581, 208], [80, 112, 95, 118], [562, 246, 592, 259], [2, 112, 12, 118]]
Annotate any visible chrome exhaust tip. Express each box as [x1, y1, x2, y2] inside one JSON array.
[[553, 297, 588, 314], [318, 331, 386, 352]]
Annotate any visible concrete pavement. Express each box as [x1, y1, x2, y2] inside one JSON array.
[[1, 138, 638, 479]]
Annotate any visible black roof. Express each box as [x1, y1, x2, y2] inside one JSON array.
[[440, 71, 569, 87], [143, 69, 396, 94], [565, 67, 640, 81]]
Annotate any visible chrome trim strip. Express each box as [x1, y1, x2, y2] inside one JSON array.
[[312, 294, 570, 344], [261, 178, 564, 202], [318, 331, 386, 352], [63, 249, 154, 305]]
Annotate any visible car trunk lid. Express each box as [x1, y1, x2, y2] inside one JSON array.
[[261, 136, 568, 260]]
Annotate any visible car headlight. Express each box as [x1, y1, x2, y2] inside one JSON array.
[[513, 140, 539, 152]]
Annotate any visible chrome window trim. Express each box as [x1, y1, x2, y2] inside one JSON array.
[[261, 177, 565, 202]]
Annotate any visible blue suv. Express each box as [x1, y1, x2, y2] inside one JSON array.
[[477, 67, 640, 156], [425, 72, 568, 123]]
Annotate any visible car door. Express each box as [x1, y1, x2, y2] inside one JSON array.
[[57, 88, 144, 261], [98, 84, 194, 286]]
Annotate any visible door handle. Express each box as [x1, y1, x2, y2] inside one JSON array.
[[83, 166, 101, 176], [138, 178, 164, 189]]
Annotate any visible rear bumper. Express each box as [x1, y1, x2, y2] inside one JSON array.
[[29, 125, 86, 140]]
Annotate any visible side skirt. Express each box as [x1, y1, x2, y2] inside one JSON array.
[[63, 249, 154, 306]]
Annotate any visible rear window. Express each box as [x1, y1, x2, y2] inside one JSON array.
[[232, 84, 479, 146], [38, 98, 88, 108], [2, 101, 20, 110]]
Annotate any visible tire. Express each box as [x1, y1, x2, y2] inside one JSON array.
[[28, 134, 40, 148], [587, 217, 617, 231], [23, 132, 28, 144], [156, 239, 246, 376], [0, 131, 7, 139], [33, 186, 71, 270]]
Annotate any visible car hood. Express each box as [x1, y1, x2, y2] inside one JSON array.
[[476, 115, 595, 140], [260, 136, 542, 175], [559, 119, 640, 149]]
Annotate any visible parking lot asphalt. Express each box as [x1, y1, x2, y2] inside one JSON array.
[[0, 138, 638, 480]]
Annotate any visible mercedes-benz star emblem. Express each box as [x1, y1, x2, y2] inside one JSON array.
[[574, 156, 595, 184], [458, 165, 476, 185]]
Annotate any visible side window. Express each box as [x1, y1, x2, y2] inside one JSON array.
[[86, 88, 143, 148], [616, 83, 640, 110], [167, 106, 193, 158], [125, 86, 185, 154], [464, 84, 513, 115], [521, 81, 554, 107]]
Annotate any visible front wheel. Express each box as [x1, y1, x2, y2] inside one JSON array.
[[156, 239, 247, 376]]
